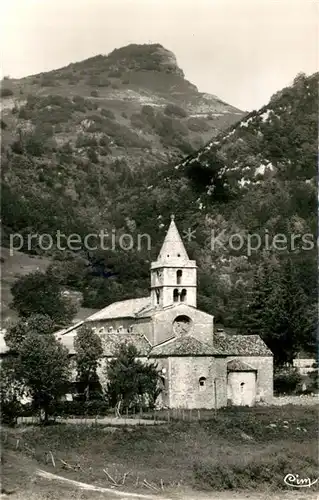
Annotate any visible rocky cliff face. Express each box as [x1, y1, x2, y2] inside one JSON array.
[[105, 43, 185, 78]]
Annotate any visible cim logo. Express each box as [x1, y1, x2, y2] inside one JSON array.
[[284, 474, 318, 488]]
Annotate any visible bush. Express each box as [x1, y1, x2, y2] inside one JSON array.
[[1, 87, 13, 97], [90, 90, 99, 97], [1, 119, 7, 130], [164, 103, 188, 118], [108, 69, 122, 78], [99, 135, 111, 148], [51, 400, 110, 417], [87, 76, 111, 87], [40, 76, 56, 87], [76, 133, 98, 148], [141, 105, 154, 117], [130, 113, 145, 129], [101, 108, 115, 119], [187, 117, 210, 132], [274, 367, 302, 394]]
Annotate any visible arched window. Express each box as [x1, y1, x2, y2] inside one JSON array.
[[176, 270, 182, 285], [155, 288, 160, 305], [173, 289, 179, 302], [199, 377, 206, 391], [240, 382, 245, 393], [180, 289, 187, 302]]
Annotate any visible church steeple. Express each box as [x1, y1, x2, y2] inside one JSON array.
[[150, 215, 197, 308], [157, 214, 189, 264]]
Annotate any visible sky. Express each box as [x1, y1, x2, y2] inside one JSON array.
[[1, 0, 318, 111]]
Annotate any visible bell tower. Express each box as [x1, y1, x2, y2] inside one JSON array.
[[150, 215, 197, 308]]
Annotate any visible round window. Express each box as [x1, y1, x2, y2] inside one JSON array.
[[173, 315, 192, 335]]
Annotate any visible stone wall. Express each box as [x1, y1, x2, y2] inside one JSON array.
[[152, 304, 214, 346], [226, 356, 273, 403], [167, 356, 227, 409]]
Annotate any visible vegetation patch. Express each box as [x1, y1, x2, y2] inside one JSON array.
[[2, 406, 318, 493]]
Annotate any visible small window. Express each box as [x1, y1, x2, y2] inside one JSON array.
[[176, 270, 182, 284], [240, 382, 245, 392], [173, 288, 179, 302], [177, 253, 181, 257], [199, 377, 206, 391], [155, 288, 160, 305], [180, 289, 187, 302]]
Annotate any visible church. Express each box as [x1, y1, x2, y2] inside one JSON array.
[[56, 216, 273, 409]]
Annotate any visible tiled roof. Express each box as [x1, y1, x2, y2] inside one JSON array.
[[102, 333, 151, 356], [227, 359, 257, 371], [213, 332, 273, 356], [86, 297, 151, 321], [56, 331, 151, 356], [149, 335, 219, 357]]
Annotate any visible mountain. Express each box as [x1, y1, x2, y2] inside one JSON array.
[[1, 43, 243, 244], [1, 57, 317, 361], [0, 43, 242, 166]]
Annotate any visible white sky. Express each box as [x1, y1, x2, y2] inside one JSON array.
[[1, 0, 318, 110]]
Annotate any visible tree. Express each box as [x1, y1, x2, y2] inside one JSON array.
[[5, 314, 55, 351], [74, 325, 103, 400], [11, 271, 76, 326], [0, 358, 25, 425], [105, 344, 160, 414], [242, 258, 316, 365], [17, 332, 70, 422]]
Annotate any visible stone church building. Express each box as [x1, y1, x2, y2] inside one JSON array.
[[56, 216, 273, 408]]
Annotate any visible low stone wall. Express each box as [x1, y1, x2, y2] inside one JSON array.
[[271, 395, 318, 406]]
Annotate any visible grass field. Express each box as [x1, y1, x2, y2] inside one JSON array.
[[1, 405, 318, 499]]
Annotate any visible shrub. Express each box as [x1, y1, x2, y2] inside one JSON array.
[[87, 147, 99, 163], [76, 133, 98, 148], [90, 90, 99, 97], [187, 117, 210, 132], [108, 69, 123, 78], [130, 113, 145, 129], [1, 87, 13, 97], [51, 399, 110, 417], [1, 119, 7, 130], [274, 367, 302, 394], [101, 108, 115, 119], [164, 103, 188, 118], [87, 76, 111, 87], [141, 105, 154, 117], [122, 78, 130, 85], [40, 76, 56, 87], [121, 112, 128, 119], [11, 139, 24, 154], [111, 83, 119, 89], [99, 135, 111, 148]]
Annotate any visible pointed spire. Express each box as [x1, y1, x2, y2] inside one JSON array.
[[157, 216, 189, 263]]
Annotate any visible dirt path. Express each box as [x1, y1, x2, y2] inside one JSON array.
[[35, 469, 319, 500]]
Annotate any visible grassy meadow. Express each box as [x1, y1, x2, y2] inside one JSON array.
[[1, 405, 318, 499]]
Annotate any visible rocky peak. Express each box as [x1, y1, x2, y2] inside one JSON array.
[[106, 43, 184, 77]]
